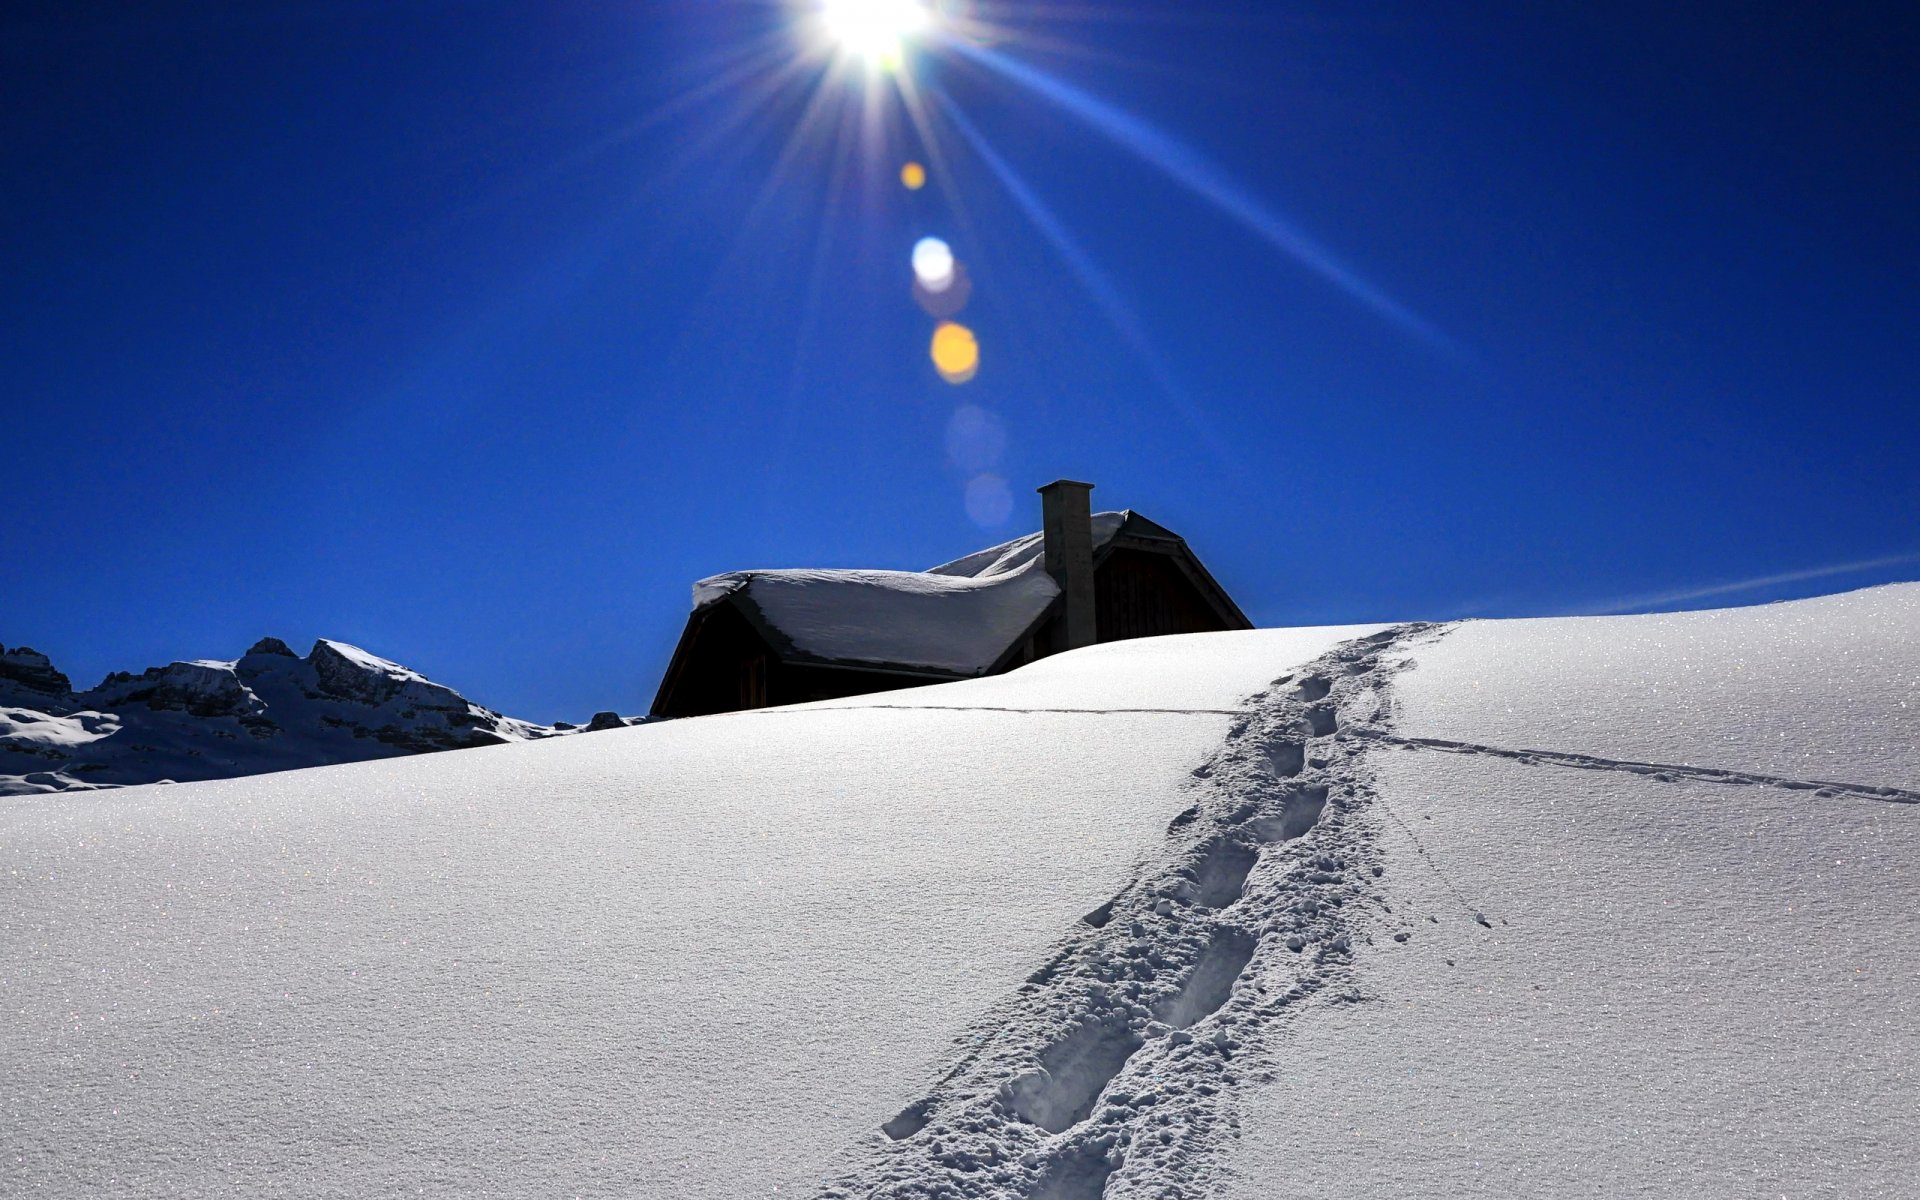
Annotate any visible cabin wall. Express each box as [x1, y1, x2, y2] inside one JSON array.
[[657, 602, 965, 716], [772, 665, 952, 707], [1094, 548, 1235, 642], [653, 603, 776, 718]]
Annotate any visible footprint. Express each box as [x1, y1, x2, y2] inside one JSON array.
[[1187, 838, 1259, 909], [1030, 1144, 1120, 1200], [1153, 928, 1257, 1029], [1006, 1017, 1145, 1134], [1266, 740, 1305, 777], [881, 1099, 933, 1141], [1246, 786, 1328, 844], [1082, 896, 1119, 929], [1291, 675, 1331, 701], [1305, 705, 1338, 737]]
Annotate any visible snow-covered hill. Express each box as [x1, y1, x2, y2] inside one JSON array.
[[3, 585, 1915, 1198], [0, 638, 632, 796]]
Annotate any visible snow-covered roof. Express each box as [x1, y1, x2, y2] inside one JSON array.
[[924, 512, 1127, 580], [690, 512, 1131, 675]]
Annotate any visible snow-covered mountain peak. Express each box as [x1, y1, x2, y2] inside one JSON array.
[[0, 636, 638, 796], [241, 635, 298, 659], [306, 638, 449, 705]]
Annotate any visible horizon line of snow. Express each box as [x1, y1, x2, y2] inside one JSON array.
[[1573, 552, 1920, 616], [750, 704, 1248, 717]]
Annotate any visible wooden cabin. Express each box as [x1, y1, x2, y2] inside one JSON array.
[[650, 481, 1251, 717]]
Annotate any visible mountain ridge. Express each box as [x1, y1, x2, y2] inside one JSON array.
[[0, 637, 637, 796]]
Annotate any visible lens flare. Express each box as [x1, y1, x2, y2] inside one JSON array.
[[900, 161, 926, 189], [964, 472, 1014, 526], [819, 0, 930, 67], [930, 321, 979, 383], [912, 261, 971, 317], [945, 404, 1006, 472], [911, 236, 955, 292]]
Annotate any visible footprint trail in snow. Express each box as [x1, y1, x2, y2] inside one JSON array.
[[813, 623, 1449, 1199]]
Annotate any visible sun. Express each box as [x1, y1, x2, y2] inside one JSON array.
[[818, 0, 932, 68]]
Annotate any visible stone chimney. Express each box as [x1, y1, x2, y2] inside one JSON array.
[[1038, 479, 1097, 651]]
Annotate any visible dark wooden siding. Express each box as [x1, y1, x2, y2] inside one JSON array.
[[1094, 548, 1234, 642], [775, 664, 952, 706], [655, 601, 962, 717], [653, 603, 776, 718]]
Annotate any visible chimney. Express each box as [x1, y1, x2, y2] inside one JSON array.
[[1038, 479, 1097, 651]]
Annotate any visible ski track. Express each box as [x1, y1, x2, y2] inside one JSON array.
[[813, 623, 1449, 1199], [1350, 729, 1920, 805]]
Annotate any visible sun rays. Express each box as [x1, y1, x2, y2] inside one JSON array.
[[739, 2, 1452, 371], [590, 2, 1452, 522]]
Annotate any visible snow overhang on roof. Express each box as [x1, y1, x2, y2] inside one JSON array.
[[689, 513, 1132, 676]]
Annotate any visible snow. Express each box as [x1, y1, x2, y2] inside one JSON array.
[[4, 584, 1917, 1198], [0, 707, 117, 752], [808, 624, 1377, 714], [304, 638, 423, 680], [1206, 582, 1920, 1199], [689, 512, 1131, 675], [1218, 751, 1920, 1199], [696, 563, 1060, 674], [0, 622, 1369, 1199], [1395, 582, 1920, 788], [925, 513, 1127, 579]]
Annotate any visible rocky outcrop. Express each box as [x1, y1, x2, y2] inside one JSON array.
[[0, 646, 73, 702], [296, 640, 533, 753], [1, 637, 582, 796], [90, 660, 266, 721]]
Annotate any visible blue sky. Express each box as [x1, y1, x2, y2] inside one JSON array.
[[5, 1, 1916, 721]]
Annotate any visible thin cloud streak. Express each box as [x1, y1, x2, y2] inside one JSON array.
[[1578, 552, 1920, 616]]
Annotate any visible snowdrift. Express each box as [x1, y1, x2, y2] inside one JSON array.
[[3, 585, 1915, 1198]]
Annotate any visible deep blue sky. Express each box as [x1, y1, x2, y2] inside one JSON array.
[[5, 1, 1916, 721]]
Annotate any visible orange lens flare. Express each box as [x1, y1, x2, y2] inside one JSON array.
[[900, 161, 926, 190], [930, 321, 980, 383]]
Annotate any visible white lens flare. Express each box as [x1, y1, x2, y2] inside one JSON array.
[[819, 0, 930, 65], [912, 236, 955, 292]]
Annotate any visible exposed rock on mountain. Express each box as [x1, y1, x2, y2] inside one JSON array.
[[0, 646, 72, 698], [0, 639, 641, 796]]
